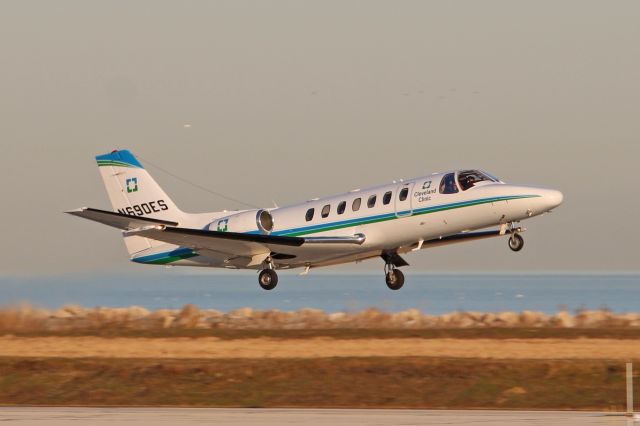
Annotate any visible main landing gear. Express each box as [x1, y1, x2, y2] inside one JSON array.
[[385, 267, 405, 290], [258, 257, 278, 290], [258, 269, 278, 290], [381, 252, 409, 290]]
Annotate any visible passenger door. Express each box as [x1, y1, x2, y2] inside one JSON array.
[[395, 182, 414, 217]]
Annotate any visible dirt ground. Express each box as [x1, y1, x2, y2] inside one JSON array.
[[0, 357, 633, 409], [1, 336, 639, 359]]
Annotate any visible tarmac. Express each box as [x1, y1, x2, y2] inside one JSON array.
[[0, 408, 638, 425]]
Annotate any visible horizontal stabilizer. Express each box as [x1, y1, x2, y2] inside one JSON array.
[[66, 207, 178, 230]]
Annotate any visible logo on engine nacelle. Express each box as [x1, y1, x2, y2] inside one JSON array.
[[217, 218, 229, 232]]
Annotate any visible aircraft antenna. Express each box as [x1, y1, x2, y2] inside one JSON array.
[[136, 155, 260, 209]]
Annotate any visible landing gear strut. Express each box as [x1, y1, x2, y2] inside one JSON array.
[[384, 263, 405, 290]]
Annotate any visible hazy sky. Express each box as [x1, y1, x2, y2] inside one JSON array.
[[1, 1, 639, 277]]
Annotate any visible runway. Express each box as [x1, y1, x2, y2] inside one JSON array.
[[0, 408, 637, 425]]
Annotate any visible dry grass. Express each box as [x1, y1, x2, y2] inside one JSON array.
[[2, 305, 637, 409], [2, 336, 640, 359], [2, 305, 640, 337], [0, 357, 633, 409]]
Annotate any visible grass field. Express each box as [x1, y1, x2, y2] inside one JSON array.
[[2, 306, 638, 409], [0, 357, 633, 410], [5, 327, 640, 339]]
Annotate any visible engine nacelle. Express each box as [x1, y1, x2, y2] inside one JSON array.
[[208, 209, 274, 234]]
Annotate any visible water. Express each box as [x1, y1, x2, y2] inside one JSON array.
[[0, 273, 638, 314]]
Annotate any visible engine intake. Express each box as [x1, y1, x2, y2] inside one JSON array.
[[257, 209, 274, 233]]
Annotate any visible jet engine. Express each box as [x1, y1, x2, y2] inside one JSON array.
[[208, 209, 274, 234]]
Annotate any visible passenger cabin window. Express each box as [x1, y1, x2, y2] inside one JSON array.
[[458, 170, 498, 191], [337, 201, 346, 215], [305, 208, 315, 222], [383, 191, 392, 205], [367, 195, 377, 208], [399, 187, 409, 201], [321, 204, 331, 218], [439, 173, 459, 194], [352, 198, 361, 212]]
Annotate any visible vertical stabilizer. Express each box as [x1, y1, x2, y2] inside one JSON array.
[[95, 150, 184, 255]]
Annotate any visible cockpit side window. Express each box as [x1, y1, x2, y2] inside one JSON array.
[[458, 170, 497, 191], [439, 173, 459, 194]]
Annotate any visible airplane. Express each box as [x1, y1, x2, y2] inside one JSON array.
[[67, 150, 563, 290]]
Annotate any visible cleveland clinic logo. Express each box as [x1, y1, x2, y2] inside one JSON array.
[[217, 218, 229, 232], [126, 177, 139, 193]]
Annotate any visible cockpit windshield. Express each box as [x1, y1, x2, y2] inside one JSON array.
[[457, 170, 499, 191]]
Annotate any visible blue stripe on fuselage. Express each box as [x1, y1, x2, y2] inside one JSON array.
[[266, 194, 538, 237], [131, 194, 539, 264]]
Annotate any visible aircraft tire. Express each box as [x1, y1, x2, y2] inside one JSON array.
[[509, 233, 525, 252], [259, 269, 278, 290], [385, 269, 405, 290]]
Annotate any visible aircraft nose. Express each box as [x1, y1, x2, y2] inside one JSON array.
[[539, 188, 564, 211]]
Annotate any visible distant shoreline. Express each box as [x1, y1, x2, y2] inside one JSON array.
[[3, 305, 640, 335]]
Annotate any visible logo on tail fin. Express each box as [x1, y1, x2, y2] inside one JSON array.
[[126, 178, 139, 193]]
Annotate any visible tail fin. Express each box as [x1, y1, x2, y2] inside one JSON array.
[[96, 150, 184, 255]]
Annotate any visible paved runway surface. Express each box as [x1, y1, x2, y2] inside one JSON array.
[[0, 408, 638, 425]]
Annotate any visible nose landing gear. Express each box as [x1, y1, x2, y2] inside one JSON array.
[[504, 222, 525, 252], [508, 233, 525, 252]]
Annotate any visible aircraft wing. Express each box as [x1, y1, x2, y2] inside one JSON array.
[[130, 225, 304, 257], [66, 208, 364, 262]]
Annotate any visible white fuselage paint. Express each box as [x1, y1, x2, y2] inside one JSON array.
[[161, 170, 563, 270]]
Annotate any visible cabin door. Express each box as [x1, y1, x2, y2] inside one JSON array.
[[395, 182, 414, 217]]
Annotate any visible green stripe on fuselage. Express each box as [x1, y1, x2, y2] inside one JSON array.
[[134, 194, 538, 264], [281, 195, 538, 237]]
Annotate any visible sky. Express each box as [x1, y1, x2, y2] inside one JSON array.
[[1, 0, 639, 277]]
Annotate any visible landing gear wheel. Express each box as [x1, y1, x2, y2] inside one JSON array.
[[509, 233, 525, 252], [385, 269, 405, 290], [258, 269, 278, 290]]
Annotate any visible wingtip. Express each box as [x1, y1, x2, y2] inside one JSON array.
[[64, 207, 88, 215]]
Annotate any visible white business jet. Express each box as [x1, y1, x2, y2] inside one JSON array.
[[67, 150, 563, 290]]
